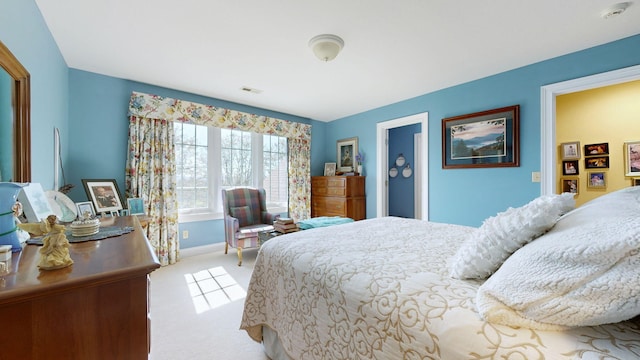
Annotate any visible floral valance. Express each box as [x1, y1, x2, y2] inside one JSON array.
[[128, 91, 310, 140]]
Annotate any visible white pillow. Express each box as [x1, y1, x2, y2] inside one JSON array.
[[476, 186, 640, 329], [449, 193, 575, 279]]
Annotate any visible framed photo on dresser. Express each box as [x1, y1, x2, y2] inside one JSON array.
[[82, 179, 124, 215], [324, 162, 337, 176]]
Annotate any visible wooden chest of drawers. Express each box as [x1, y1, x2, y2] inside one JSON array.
[[311, 176, 366, 220]]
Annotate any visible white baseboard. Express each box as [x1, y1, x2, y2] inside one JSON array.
[[180, 242, 225, 258]]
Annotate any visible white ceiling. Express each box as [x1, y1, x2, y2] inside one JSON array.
[[35, 0, 640, 122]]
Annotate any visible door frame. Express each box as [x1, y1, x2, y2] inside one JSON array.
[[540, 64, 640, 195], [376, 112, 429, 219]]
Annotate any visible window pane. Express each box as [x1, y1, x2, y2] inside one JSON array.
[[195, 125, 207, 146], [174, 123, 183, 142], [182, 123, 196, 145], [221, 129, 252, 187], [175, 123, 209, 211], [263, 134, 288, 209]]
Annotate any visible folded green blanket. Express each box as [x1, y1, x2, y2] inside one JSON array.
[[298, 216, 354, 230]]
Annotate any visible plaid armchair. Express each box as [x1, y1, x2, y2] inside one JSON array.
[[222, 187, 281, 266]]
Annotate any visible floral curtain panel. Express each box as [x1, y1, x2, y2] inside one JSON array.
[[126, 91, 312, 263], [288, 138, 311, 220], [126, 116, 179, 265]]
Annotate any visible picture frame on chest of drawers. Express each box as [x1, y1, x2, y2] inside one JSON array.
[[324, 162, 337, 176], [336, 137, 358, 173]]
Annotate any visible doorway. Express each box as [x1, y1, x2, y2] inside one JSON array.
[[540, 64, 640, 195], [376, 112, 428, 219]]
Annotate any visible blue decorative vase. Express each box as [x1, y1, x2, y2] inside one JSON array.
[[0, 182, 25, 252]]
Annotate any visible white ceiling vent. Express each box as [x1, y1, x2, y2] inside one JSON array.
[[241, 86, 263, 94]]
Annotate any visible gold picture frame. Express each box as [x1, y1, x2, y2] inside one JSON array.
[[587, 172, 607, 189], [561, 178, 579, 194], [560, 141, 581, 160], [624, 140, 640, 176]]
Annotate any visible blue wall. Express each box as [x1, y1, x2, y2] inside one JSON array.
[[326, 34, 640, 226], [388, 123, 421, 218], [67, 69, 315, 248], [4, 0, 640, 246], [1, 0, 69, 187]]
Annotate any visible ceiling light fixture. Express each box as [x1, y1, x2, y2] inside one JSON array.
[[601, 2, 632, 19], [308, 34, 344, 62]]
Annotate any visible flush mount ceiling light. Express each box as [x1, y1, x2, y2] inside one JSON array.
[[308, 34, 344, 62], [601, 2, 632, 19]]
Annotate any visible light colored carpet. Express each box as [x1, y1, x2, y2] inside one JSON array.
[[149, 243, 269, 360]]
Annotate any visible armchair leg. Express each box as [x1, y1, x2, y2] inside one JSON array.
[[225, 241, 229, 254], [237, 247, 243, 266]]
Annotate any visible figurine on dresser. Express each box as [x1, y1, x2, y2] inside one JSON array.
[[19, 214, 74, 270]]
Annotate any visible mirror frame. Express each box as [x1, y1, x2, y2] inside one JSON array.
[[0, 40, 31, 182]]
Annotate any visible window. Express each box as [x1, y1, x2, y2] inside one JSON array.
[[262, 134, 288, 212], [175, 123, 288, 222]]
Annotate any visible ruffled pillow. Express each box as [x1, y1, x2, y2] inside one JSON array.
[[476, 186, 640, 329], [449, 193, 575, 279]]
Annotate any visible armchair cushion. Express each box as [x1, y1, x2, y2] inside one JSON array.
[[231, 205, 253, 227]]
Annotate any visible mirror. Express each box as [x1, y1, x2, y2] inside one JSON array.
[[0, 40, 31, 182]]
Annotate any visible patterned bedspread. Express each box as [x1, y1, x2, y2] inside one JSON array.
[[240, 217, 640, 359]]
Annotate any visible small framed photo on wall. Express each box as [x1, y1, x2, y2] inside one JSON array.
[[585, 156, 609, 169], [587, 172, 607, 189], [562, 160, 579, 175], [560, 141, 581, 160], [561, 178, 578, 194], [584, 142, 609, 156]]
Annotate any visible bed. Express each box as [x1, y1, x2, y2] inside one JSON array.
[[241, 186, 640, 359]]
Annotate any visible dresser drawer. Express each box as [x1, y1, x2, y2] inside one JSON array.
[[313, 187, 347, 196], [312, 197, 346, 217]]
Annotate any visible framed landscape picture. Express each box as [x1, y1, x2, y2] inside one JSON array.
[[442, 105, 520, 169]]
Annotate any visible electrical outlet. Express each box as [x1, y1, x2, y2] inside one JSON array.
[[531, 172, 541, 182], [182, 230, 189, 239]]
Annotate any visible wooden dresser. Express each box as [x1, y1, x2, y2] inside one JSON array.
[[0, 216, 160, 360], [311, 176, 366, 220]]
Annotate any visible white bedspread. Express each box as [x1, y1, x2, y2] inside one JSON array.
[[241, 217, 640, 359]]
